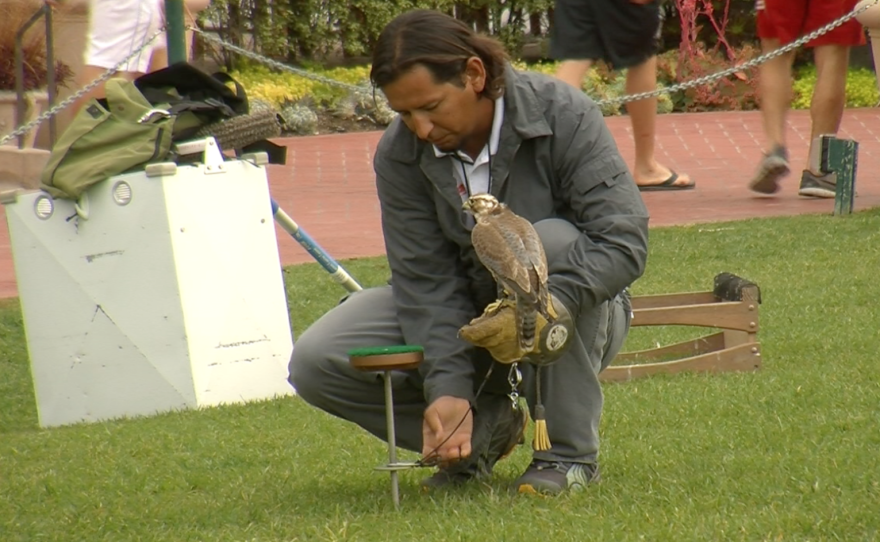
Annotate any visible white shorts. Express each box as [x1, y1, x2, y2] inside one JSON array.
[[84, 0, 167, 74]]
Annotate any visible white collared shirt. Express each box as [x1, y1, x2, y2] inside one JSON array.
[[433, 96, 505, 203]]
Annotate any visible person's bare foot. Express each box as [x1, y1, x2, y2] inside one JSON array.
[[634, 163, 694, 191]]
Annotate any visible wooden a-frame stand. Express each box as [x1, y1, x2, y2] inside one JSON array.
[[601, 273, 762, 383]]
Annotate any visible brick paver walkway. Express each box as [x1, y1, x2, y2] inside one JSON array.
[[2, 108, 878, 299]]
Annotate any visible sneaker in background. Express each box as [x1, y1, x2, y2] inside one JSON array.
[[798, 170, 837, 199], [749, 145, 790, 194]]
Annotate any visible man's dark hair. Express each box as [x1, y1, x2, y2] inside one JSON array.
[[370, 10, 509, 99]]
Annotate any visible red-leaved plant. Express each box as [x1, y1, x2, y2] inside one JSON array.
[[672, 0, 760, 111], [0, 0, 73, 92]]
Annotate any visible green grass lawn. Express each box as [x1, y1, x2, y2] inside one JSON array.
[[2, 210, 880, 541]]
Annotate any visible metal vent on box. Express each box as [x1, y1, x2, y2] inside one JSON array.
[[112, 181, 132, 206], [33, 195, 54, 220]]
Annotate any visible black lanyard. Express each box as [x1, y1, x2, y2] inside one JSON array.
[[454, 143, 494, 198]]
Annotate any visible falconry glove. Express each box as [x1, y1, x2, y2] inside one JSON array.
[[458, 292, 574, 366]]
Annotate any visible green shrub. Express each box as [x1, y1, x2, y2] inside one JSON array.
[[233, 63, 396, 127], [280, 104, 319, 135], [231, 63, 372, 110], [792, 66, 880, 109], [511, 60, 673, 115], [232, 60, 878, 131]]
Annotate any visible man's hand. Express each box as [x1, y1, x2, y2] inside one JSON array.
[[459, 295, 574, 366], [422, 396, 473, 465]]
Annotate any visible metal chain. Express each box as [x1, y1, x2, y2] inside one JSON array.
[[597, 0, 880, 106], [4, 0, 877, 147], [191, 28, 369, 94], [0, 28, 165, 147], [192, 0, 878, 108]]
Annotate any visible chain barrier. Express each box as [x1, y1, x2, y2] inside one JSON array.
[[192, 0, 878, 108], [192, 29, 369, 94], [599, 0, 880, 106], [3, 1, 877, 147], [0, 28, 165, 147]]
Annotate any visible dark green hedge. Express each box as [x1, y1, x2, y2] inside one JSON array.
[[201, 0, 766, 68]]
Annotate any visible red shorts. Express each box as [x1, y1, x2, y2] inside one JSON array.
[[756, 0, 866, 47]]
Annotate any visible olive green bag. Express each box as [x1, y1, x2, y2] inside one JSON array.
[[40, 78, 176, 201], [40, 63, 254, 200]]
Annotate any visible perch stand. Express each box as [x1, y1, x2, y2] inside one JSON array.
[[349, 347, 424, 509], [602, 273, 762, 383]]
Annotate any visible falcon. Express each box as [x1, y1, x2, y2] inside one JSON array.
[[462, 193, 556, 351]]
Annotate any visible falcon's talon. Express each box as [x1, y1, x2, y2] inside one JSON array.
[[483, 299, 505, 315]]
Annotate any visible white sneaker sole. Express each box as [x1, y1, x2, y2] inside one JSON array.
[[798, 187, 836, 199]]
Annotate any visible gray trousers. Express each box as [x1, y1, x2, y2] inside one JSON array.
[[288, 219, 632, 464]]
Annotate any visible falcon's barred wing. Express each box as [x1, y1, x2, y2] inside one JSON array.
[[472, 220, 535, 297]]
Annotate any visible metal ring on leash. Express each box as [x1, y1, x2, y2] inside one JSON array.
[[138, 109, 172, 124]]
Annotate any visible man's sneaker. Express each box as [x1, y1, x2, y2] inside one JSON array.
[[420, 396, 527, 490], [514, 460, 600, 495], [749, 145, 790, 194], [798, 170, 837, 198]]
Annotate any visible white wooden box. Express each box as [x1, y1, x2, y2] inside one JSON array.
[[3, 149, 294, 428]]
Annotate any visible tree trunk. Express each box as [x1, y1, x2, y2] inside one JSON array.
[[529, 11, 542, 37]]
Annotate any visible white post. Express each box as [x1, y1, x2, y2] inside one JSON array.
[[855, 0, 880, 98]]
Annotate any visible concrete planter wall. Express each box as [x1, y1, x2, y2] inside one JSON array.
[[0, 91, 50, 191], [0, 90, 49, 148]]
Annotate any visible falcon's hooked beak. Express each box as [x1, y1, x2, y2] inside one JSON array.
[[462, 199, 474, 213]]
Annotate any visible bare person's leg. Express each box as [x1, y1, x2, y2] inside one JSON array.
[[625, 56, 692, 188], [797, 43, 850, 198], [805, 44, 849, 172], [555, 59, 594, 89], [749, 38, 796, 194], [758, 38, 796, 152], [147, 47, 169, 73], [70, 66, 142, 113]]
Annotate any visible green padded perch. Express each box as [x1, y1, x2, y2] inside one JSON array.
[[348, 345, 424, 372]]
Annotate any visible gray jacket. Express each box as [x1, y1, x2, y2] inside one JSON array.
[[373, 67, 649, 405]]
